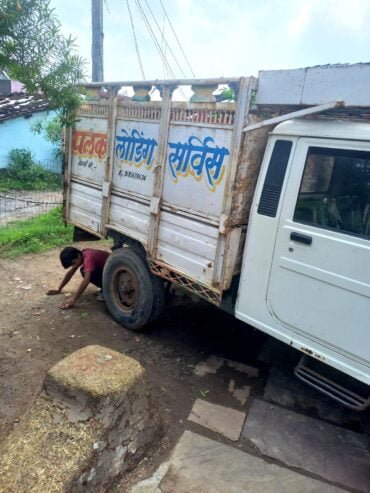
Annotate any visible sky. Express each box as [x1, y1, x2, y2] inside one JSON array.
[[50, 0, 370, 82]]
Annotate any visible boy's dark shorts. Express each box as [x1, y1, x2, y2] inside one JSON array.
[[80, 267, 103, 288]]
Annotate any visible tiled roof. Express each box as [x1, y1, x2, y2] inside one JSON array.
[[0, 93, 50, 122]]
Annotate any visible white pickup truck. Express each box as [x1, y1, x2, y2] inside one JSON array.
[[64, 64, 370, 409]]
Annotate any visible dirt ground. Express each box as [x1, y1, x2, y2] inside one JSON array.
[[0, 241, 270, 490], [2, 242, 369, 492]]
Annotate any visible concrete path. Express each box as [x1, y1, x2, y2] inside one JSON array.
[[244, 399, 370, 493], [187, 398, 246, 441], [132, 430, 346, 493], [131, 348, 370, 492]]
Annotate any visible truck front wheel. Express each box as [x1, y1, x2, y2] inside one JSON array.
[[103, 248, 155, 330]]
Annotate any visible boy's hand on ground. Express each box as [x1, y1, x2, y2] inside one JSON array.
[[59, 299, 75, 309], [47, 289, 61, 295], [46, 289, 62, 296]]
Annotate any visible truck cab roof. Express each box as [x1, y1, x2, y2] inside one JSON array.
[[272, 119, 370, 142]]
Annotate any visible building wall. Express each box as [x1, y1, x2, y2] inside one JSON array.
[[0, 80, 11, 95], [10, 81, 25, 92], [0, 111, 59, 169]]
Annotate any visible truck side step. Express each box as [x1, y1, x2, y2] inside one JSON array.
[[294, 356, 370, 411]]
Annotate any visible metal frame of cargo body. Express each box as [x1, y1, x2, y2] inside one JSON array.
[[63, 77, 261, 305]]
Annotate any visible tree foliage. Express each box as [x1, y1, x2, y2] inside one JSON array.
[[31, 115, 63, 158], [216, 87, 235, 102], [0, 0, 85, 125]]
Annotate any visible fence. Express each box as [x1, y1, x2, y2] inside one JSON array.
[[0, 159, 63, 227]]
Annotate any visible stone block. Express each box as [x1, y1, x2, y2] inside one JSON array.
[[188, 398, 245, 441], [0, 345, 161, 493], [132, 430, 345, 493], [243, 399, 370, 492]]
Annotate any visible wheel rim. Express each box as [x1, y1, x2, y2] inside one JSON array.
[[112, 266, 140, 314]]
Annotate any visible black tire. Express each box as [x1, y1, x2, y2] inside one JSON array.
[[122, 243, 165, 322], [103, 248, 154, 330]]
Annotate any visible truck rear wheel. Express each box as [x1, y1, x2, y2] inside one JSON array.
[[103, 248, 154, 330]]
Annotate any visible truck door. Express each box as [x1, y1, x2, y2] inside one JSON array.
[[267, 138, 370, 366]]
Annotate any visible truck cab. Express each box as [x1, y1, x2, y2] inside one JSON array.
[[236, 119, 370, 394]]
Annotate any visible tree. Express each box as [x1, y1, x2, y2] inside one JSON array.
[[31, 115, 63, 159], [0, 0, 85, 125]]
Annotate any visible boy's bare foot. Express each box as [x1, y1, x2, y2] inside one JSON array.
[[96, 290, 104, 302]]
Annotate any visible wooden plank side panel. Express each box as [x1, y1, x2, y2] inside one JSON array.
[[69, 181, 103, 233], [108, 193, 150, 245], [157, 211, 219, 285]]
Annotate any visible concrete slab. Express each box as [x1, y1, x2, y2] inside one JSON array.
[[194, 355, 259, 378], [228, 379, 251, 405], [194, 355, 224, 376], [188, 398, 245, 441], [226, 359, 259, 377], [243, 399, 370, 493], [264, 366, 367, 430], [132, 430, 345, 493]]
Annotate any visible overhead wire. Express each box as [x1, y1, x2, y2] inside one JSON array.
[[104, 0, 110, 14], [159, 0, 195, 77], [130, 0, 187, 99], [134, 0, 177, 79], [126, 0, 146, 79], [142, 0, 187, 78], [161, 12, 167, 78]]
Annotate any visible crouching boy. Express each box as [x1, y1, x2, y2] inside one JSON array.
[[47, 247, 110, 309]]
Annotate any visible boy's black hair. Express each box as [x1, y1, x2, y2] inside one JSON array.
[[60, 247, 82, 269]]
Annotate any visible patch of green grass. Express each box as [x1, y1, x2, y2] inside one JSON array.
[[0, 207, 73, 258], [0, 168, 61, 192]]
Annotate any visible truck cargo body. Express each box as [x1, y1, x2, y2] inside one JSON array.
[[64, 78, 258, 304], [64, 68, 370, 400]]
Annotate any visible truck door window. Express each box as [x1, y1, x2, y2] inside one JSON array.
[[294, 146, 370, 239]]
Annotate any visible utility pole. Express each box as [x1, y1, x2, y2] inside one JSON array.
[[91, 0, 104, 82]]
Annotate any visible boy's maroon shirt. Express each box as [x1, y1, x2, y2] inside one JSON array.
[[82, 249, 109, 273]]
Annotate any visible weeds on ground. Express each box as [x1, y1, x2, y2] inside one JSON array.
[[0, 208, 73, 258], [0, 148, 61, 192], [0, 168, 61, 192]]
